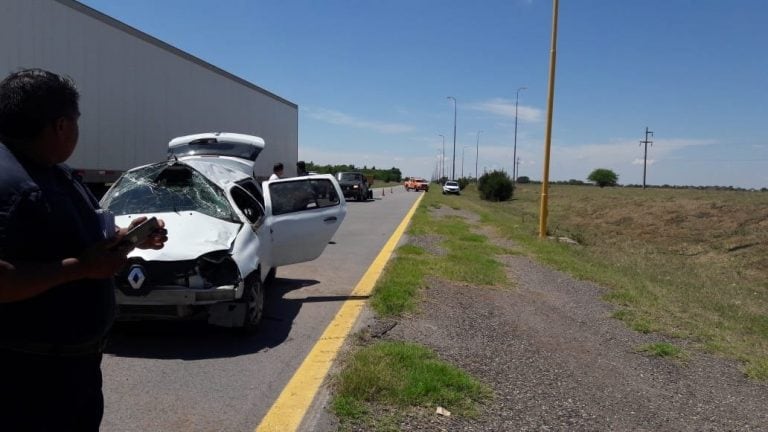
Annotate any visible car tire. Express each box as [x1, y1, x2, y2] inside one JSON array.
[[238, 272, 264, 335]]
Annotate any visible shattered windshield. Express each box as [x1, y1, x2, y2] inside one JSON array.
[[101, 163, 236, 221]]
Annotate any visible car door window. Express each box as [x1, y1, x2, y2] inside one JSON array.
[[230, 185, 264, 224], [236, 179, 265, 207], [269, 178, 339, 215]]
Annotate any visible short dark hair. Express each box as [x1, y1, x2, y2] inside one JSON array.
[[273, 162, 284, 172], [296, 161, 306, 170], [0, 68, 80, 142]]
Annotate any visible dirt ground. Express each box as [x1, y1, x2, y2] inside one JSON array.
[[333, 207, 768, 431]]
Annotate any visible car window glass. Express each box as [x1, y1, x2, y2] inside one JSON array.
[[101, 163, 236, 221], [236, 179, 264, 206], [338, 173, 360, 182], [230, 186, 264, 224], [269, 178, 339, 216], [168, 141, 261, 161]]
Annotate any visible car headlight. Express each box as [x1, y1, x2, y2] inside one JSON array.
[[197, 251, 240, 287], [352, 185, 359, 189]]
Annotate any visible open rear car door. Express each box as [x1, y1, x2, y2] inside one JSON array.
[[264, 175, 347, 266]]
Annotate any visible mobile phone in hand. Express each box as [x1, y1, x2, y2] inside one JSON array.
[[121, 217, 160, 247]]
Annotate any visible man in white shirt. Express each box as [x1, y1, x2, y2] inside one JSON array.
[[269, 162, 283, 180]]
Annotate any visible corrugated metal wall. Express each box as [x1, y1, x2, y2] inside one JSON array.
[[0, 0, 297, 178]]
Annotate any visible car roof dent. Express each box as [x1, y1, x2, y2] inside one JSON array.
[[179, 158, 252, 186]]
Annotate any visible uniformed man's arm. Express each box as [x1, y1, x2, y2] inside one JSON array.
[[0, 239, 132, 303]]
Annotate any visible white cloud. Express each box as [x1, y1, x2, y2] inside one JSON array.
[[467, 98, 543, 122], [304, 107, 415, 134]]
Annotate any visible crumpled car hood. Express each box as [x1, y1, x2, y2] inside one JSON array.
[[115, 212, 241, 261]]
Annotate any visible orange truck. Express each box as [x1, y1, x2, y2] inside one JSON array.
[[404, 177, 430, 192]]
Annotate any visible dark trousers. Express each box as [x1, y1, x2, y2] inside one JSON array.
[[0, 348, 104, 432]]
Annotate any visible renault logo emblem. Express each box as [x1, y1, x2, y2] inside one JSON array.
[[127, 265, 146, 290]]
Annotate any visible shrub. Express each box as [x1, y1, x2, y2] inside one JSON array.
[[457, 177, 470, 190], [478, 170, 513, 201], [516, 176, 530, 184], [587, 168, 619, 187]]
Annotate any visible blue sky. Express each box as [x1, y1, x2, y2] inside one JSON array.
[[80, 0, 768, 188]]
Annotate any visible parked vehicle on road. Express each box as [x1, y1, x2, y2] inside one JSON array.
[[442, 180, 461, 195], [336, 172, 373, 201], [101, 133, 346, 333]]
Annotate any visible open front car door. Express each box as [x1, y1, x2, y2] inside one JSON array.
[[264, 174, 347, 266]]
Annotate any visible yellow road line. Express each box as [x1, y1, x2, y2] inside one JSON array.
[[256, 193, 425, 432]]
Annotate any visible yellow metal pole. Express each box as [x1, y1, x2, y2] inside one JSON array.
[[539, 0, 559, 238]]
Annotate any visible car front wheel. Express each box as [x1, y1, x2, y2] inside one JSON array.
[[239, 273, 264, 334]]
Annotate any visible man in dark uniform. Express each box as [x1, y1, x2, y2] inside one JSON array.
[[0, 69, 166, 431]]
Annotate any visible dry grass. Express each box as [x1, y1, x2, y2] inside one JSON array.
[[452, 183, 768, 378]]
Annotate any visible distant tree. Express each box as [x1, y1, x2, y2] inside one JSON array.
[[587, 168, 619, 188], [516, 176, 530, 184]]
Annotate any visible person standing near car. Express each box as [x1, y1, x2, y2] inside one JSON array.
[[269, 162, 284, 180], [0, 68, 167, 431], [296, 160, 308, 176]]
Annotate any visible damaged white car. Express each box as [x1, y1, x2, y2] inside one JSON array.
[[100, 133, 346, 333]]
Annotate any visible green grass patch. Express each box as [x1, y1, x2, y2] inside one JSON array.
[[638, 342, 688, 361], [745, 358, 768, 380], [370, 191, 507, 316], [332, 341, 491, 426]]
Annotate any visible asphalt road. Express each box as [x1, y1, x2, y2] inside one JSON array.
[[101, 186, 421, 432]]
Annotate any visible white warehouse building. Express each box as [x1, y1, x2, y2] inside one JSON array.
[[0, 0, 298, 192]]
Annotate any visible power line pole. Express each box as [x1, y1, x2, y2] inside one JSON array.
[[516, 157, 521, 180], [640, 126, 654, 189]]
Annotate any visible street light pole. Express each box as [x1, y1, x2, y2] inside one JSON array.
[[438, 134, 445, 180], [475, 130, 482, 181], [513, 86, 527, 185], [447, 96, 457, 180]]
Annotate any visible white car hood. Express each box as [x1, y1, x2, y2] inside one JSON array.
[[115, 212, 241, 261]]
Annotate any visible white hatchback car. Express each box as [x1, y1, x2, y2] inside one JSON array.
[[442, 180, 461, 195], [100, 133, 347, 332]]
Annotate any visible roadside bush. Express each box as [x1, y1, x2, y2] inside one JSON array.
[[478, 170, 513, 201], [457, 177, 470, 190]]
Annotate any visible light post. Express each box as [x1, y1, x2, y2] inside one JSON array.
[[513, 86, 527, 185], [447, 96, 457, 180], [475, 130, 483, 181], [438, 133, 445, 181]]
